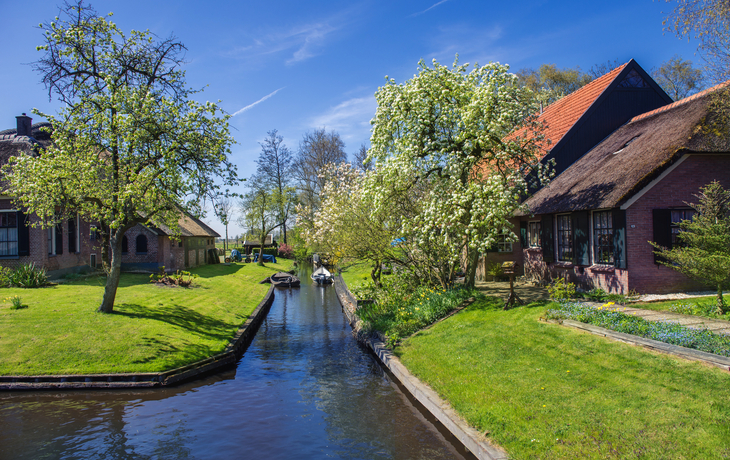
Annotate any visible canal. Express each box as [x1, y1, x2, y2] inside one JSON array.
[[0, 268, 474, 459]]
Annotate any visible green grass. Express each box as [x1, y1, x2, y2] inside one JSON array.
[[631, 295, 730, 321], [339, 259, 377, 286], [396, 297, 730, 459], [0, 260, 292, 376]]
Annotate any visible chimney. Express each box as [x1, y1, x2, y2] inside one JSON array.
[[16, 113, 32, 137]]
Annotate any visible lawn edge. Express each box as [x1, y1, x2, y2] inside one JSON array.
[[0, 285, 276, 391], [548, 318, 730, 371], [334, 274, 508, 460]]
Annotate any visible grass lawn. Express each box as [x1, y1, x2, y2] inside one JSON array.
[[630, 295, 730, 321], [339, 259, 381, 287], [396, 297, 730, 459], [0, 260, 293, 376]]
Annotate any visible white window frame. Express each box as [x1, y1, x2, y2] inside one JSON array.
[[528, 221, 541, 248], [0, 209, 19, 257], [591, 209, 614, 265], [497, 232, 513, 253]]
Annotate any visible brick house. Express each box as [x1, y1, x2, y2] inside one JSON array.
[[0, 114, 219, 277], [477, 60, 673, 279], [517, 82, 730, 294]]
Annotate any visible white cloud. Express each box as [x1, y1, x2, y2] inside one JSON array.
[[411, 0, 451, 17], [232, 87, 285, 117], [308, 96, 377, 142]]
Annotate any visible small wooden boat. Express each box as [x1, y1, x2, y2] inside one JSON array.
[[311, 266, 334, 285], [269, 272, 301, 288]]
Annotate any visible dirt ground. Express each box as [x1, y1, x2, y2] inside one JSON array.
[[474, 280, 550, 304]]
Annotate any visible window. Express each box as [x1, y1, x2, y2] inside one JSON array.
[[528, 221, 541, 247], [0, 212, 18, 256], [136, 234, 148, 254], [593, 211, 614, 264], [671, 209, 696, 246], [557, 215, 573, 262], [497, 233, 513, 253], [48, 227, 54, 255], [122, 236, 128, 254]]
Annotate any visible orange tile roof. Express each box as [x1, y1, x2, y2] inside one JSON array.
[[524, 62, 628, 156]]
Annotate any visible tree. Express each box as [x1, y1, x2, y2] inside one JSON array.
[[587, 59, 622, 79], [239, 182, 283, 266], [353, 143, 372, 172], [4, 2, 236, 313], [366, 57, 546, 288], [214, 193, 235, 252], [652, 181, 730, 315], [256, 130, 295, 244], [664, 0, 730, 82], [293, 128, 347, 219], [652, 55, 705, 100], [516, 64, 592, 110]]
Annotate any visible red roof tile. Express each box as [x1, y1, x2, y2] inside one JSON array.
[[520, 63, 628, 156]]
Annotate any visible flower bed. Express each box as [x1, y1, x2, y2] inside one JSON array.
[[546, 301, 730, 357]]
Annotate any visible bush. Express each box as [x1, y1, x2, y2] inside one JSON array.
[[150, 267, 198, 287], [252, 247, 278, 257], [581, 287, 631, 305], [352, 274, 481, 346], [0, 266, 12, 288], [278, 243, 293, 259], [547, 278, 576, 301], [8, 263, 48, 288]]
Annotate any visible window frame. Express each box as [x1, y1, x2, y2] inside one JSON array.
[[528, 221, 541, 248], [556, 214, 573, 262], [497, 232, 513, 253], [592, 210, 614, 265], [670, 208, 696, 247], [0, 210, 19, 257]]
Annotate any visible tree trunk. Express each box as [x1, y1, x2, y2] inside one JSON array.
[[258, 229, 265, 266], [283, 222, 287, 245], [370, 260, 382, 287], [465, 247, 479, 289], [225, 224, 229, 253], [98, 235, 123, 313], [716, 283, 726, 316]]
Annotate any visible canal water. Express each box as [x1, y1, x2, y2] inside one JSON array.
[[0, 268, 473, 459]]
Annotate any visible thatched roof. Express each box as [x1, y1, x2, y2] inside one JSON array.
[[523, 81, 730, 215], [153, 212, 220, 238]]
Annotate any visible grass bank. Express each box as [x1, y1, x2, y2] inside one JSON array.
[[396, 298, 730, 459], [338, 259, 375, 286], [0, 260, 292, 376], [631, 295, 730, 321]]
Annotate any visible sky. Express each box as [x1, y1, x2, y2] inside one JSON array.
[[0, 0, 702, 238]]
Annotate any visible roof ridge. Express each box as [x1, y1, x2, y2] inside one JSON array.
[[629, 80, 730, 123]]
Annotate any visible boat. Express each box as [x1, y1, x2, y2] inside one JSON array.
[[311, 266, 334, 285], [269, 272, 301, 288]]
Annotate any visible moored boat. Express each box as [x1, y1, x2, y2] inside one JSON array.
[[269, 272, 301, 288], [311, 266, 334, 285]]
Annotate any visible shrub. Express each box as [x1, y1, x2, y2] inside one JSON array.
[[8, 263, 48, 288], [6, 295, 25, 309], [485, 261, 504, 280], [581, 287, 631, 305], [150, 267, 198, 287], [252, 247, 278, 257], [547, 278, 576, 301], [278, 243, 293, 259], [0, 266, 12, 288]]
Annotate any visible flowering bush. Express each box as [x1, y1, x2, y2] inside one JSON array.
[[6, 295, 25, 309], [278, 243, 293, 259], [353, 275, 481, 346], [547, 301, 730, 357]]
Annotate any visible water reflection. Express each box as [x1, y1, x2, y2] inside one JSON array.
[[0, 268, 471, 460]]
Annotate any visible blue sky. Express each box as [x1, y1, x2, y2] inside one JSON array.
[[0, 0, 701, 237]]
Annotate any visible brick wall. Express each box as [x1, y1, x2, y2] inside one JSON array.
[[475, 218, 525, 280], [625, 154, 730, 293], [120, 225, 160, 266]]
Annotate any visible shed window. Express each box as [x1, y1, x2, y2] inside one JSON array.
[[528, 221, 541, 247], [593, 211, 614, 264], [557, 215, 573, 262], [136, 235, 148, 254], [0, 212, 18, 256]]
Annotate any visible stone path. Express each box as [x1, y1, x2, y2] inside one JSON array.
[[584, 301, 730, 336]]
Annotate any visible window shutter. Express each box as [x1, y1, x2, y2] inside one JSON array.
[[519, 221, 528, 248], [572, 211, 590, 265], [55, 223, 63, 255], [652, 209, 672, 264], [17, 211, 30, 256], [612, 209, 627, 269], [541, 214, 554, 263]]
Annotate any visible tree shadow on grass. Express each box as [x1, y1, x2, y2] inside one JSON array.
[[129, 334, 219, 367], [113, 303, 239, 342]]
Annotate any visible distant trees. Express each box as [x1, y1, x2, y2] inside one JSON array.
[[664, 0, 730, 82], [238, 182, 281, 266], [651, 181, 730, 315], [587, 59, 623, 79], [293, 128, 348, 224], [652, 56, 705, 100], [353, 143, 372, 172], [214, 194, 235, 252], [256, 130, 296, 244], [516, 64, 592, 109]]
